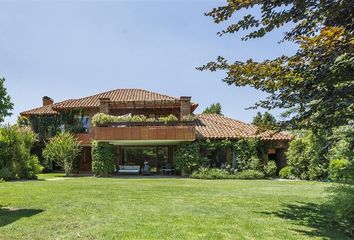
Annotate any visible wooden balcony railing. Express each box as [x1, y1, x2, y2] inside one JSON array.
[[75, 133, 93, 145], [92, 125, 195, 141]]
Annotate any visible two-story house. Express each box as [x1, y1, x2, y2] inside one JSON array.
[[21, 88, 292, 174]]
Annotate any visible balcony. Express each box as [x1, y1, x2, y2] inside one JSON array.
[[92, 121, 195, 141]]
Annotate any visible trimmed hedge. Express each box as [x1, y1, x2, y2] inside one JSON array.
[[91, 141, 116, 177]]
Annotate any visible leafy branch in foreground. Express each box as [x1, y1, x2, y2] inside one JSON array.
[[198, 25, 353, 130]]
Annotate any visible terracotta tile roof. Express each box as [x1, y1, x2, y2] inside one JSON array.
[[195, 114, 292, 141], [52, 89, 180, 109], [20, 99, 75, 116]]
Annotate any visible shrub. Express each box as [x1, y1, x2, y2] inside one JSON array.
[[279, 166, 294, 179], [0, 125, 42, 180], [286, 137, 310, 179], [264, 160, 277, 177], [235, 169, 264, 179], [91, 141, 115, 177], [286, 131, 329, 180], [43, 132, 81, 176], [249, 156, 262, 171], [175, 142, 206, 175], [0, 167, 14, 181], [191, 168, 235, 179], [329, 159, 350, 181], [17, 155, 43, 179]]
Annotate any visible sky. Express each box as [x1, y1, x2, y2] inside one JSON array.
[[0, 0, 298, 124]]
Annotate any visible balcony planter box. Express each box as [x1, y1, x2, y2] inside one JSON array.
[[97, 121, 195, 127]]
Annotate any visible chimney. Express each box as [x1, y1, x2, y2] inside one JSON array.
[[179, 96, 191, 120], [42, 96, 54, 106], [99, 97, 110, 114]]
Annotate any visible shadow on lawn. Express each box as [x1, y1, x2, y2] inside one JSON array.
[[260, 201, 348, 239], [0, 206, 43, 228]]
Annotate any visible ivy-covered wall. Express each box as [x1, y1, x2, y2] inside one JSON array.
[[23, 109, 89, 141], [177, 138, 271, 172]]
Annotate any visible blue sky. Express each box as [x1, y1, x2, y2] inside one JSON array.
[[0, 0, 297, 124]]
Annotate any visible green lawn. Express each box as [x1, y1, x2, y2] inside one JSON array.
[[0, 175, 348, 240]]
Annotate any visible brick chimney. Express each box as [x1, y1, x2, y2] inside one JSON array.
[[180, 96, 191, 120], [42, 96, 53, 106], [99, 97, 110, 114]]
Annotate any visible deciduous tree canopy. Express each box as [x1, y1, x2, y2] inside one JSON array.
[[198, 1, 354, 131]]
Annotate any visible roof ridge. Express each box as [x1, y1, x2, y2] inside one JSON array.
[[71, 88, 179, 102], [197, 114, 256, 130]]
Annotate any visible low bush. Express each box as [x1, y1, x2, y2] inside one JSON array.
[[17, 155, 43, 179], [191, 168, 235, 179], [264, 160, 277, 177], [329, 159, 349, 181], [91, 141, 116, 177], [279, 166, 295, 179], [235, 169, 265, 179]]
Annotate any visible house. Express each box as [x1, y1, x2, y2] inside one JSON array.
[[20, 89, 292, 174]]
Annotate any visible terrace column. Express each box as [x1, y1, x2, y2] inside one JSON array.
[[99, 97, 110, 114], [179, 96, 191, 120]]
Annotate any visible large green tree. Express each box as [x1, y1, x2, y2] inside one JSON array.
[[198, 1, 354, 131], [0, 78, 14, 123]]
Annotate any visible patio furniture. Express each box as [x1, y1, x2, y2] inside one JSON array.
[[118, 165, 140, 174], [142, 161, 151, 175], [160, 164, 175, 175]]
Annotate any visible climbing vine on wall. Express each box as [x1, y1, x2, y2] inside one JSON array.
[[28, 109, 86, 141], [196, 138, 268, 171]]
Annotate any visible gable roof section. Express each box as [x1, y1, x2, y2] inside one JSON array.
[[52, 88, 180, 109], [20, 99, 74, 116], [20, 89, 185, 115], [195, 114, 292, 141]]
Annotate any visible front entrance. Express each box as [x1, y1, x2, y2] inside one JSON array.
[[120, 146, 173, 174], [80, 146, 92, 171]]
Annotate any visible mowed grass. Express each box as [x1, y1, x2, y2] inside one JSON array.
[[0, 175, 348, 240]]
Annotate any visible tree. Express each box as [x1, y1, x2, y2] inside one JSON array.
[[43, 132, 81, 176], [197, 1, 354, 131], [198, 3, 353, 235], [252, 112, 277, 130], [202, 103, 222, 115], [0, 78, 14, 123]]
